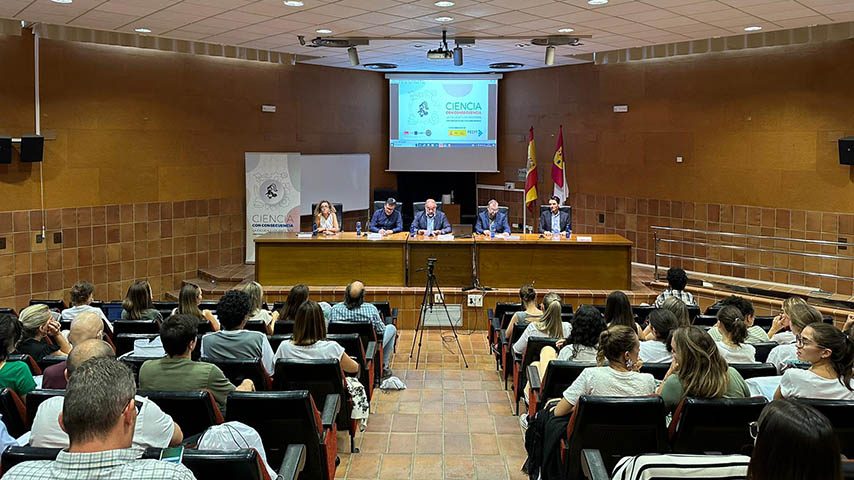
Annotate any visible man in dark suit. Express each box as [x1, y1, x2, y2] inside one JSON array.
[[410, 198, 452, 236], [539, 195, 571, 234], [475, 199, 511, 235]]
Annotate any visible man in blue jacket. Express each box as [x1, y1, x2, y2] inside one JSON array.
[[475, 199, 511, 235], [369, 198, 403, 235], [539, 195, 571, 234], [410, 198, 451, 236]]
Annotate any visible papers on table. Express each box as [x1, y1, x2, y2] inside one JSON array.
[[576, 236, 593, 242], [437, 234, 455, 241], [297, 233, 313, 239], [367, 233, 383, 241], [503, 235, 521, 241]]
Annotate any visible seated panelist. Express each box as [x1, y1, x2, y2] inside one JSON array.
[[369, 197, 403, 235], [539, 195, 571, 234], [475, 199, 511, 235], [314, 200, 339, 234], [410, 198, 451, 236]]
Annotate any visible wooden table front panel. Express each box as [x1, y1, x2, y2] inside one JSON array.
[[477, 234, 632, 290], [408, 237, 474, 288], [255, 232, 407, 286]]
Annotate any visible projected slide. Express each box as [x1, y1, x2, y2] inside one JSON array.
[[388, 76, 499, 172]]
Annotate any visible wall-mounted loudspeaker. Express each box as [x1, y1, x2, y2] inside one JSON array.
[[840, 137, 854, 166], [0, 137, 10, 164], [20, 135, 44, 163]]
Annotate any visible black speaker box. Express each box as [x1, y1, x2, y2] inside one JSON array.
[[840, 137, 854, 166], [0, 137, 10, 164], [20, 135, 44, 163]]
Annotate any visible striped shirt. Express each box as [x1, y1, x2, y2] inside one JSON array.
[[612, 453, 750, 479], [653, 289, 697, 307], [3, 447, 195, 480], [328, 302, 385, 336]]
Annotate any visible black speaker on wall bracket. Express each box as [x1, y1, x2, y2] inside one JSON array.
[[840, 137, 854, 166], [20, 135, 44, 163], [0, 137, 11, 164]]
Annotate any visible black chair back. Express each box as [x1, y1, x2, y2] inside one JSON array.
[[494, 302, 522, 326], [311, 202, 344, 228], [152, 301, 178, 311], [631, 305, 656, 324], [1, 447, 61, 475], [29, 299, 66, 311], [119, 355, 160, 384], [413, 201, 443, 217], [565, 395, 668, 479], [687, 305, 701, 321], [328, 333, 372, 391], [328, 321, 377, 354], [244, 319, 268, 334], [115, 333, 159, 356], [0, 388, 27, 438], [639, 362, 671, 380], [201, 357, 271, 391], [8, 353, 41, 375], [0, 308, 18, 317], [137, 390, 222, 437], [731, 363, 777, 379], [705, 304, 723, 316], [113, 319, 160, 335], [797, 398, 854, 458], [26, 389, 66, 428], [670, 397, 768, 454], [226, 390, 326, 474], [753, 342, 778, 363], [538, 204, 571, 220], [199, 301, 218, 312], [540, 361, 596, 404], [694, 315, 718, 327], [476, 205, 510, 217], [753, 315, 775, 330], [373, 200, 403, 215], [273, 320, 295, 335], [562, 304, 574, 314], [38, 355, 66, 370], [273, 359, 352, 434], [371, 301, 392, 320], [513, 337, 560, 413], [268, 334, 291, 353]]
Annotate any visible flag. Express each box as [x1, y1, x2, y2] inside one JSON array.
[[552, 125, 567, 204], [525, 126, 538, 212]]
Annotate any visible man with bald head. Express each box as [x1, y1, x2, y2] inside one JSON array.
[[328, 281, 397, 377], [42, 311, 105, 389], [410, 198, 452, 236], [30, 339, 183, 449]]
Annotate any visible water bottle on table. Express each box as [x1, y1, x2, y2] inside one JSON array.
[[356, 221, 362, 236]]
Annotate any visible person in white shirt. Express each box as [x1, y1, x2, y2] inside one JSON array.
[[30, 339, 183, 449], [513, 294, 571, 355], [774, 323, 854, 401], [714, 305, 757, 363], [766, 302, 823, 373], [241, 281, 278, 335], [705, 295, 768, 344], [553, 325, 657, 418], [60, 280, 112, 332], [556, 305, 606, 362], [638, 309, 678, 364], [765, 296, 810, 345]]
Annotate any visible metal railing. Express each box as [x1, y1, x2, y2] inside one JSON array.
[[652, 226, 854, 284]]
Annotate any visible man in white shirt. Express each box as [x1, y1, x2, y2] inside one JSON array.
[[60, 281, 112, 332], [200, 290, 275, 376], [30, 339, 183, 449]]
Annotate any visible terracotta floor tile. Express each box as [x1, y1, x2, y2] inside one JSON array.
[[379, 454, 412, 479], [398, 401, 421, 414], [367, 413, 393, 432], [347, 453, 382, 479], [400, 389, 422, 402], [493, 416, 522, 435], [391, 414, 418, 432], [497, 434, 527, 457], [465, 390, 487, 403], [474, 455, 509, 479], [444, 434, 472, 455], [388, 433, 416, 454], [467, 415, 495, 434], [359, 433, 389, 453], [471, 433, 501, 455], [418, 414, 443, 433], [443, 455, 475, 480], [416, 433, 443, 454], [443, 415, 469, 433], [411, 454, 444, 479]]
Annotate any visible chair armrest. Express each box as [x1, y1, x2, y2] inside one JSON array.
[[365, 341, 377, 363], [527, 364, 541, 391], [581, 449, 610, 480], [513, 350, 523, 365], [276, 444, 307, 480], [321, 394, 341, 429]]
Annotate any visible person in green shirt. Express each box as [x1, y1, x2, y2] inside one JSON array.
[[139, 314, 253, 412], [0, 313, 36, 400], [657, 326, 750, 412]]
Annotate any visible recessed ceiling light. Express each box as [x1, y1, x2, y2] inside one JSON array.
[[558, 28, 574, 33], [413, 44, 424, 48], [588, 0, 608, 4], [316, 28, 332, 34], [435, 16, 454, 22], [364, 63, 397, 70], [50, 0, 73, 3], [744, 25, 762, 31], [135, 28, 151, 33], [283, 0, 304, 5], [489, 62, 523, 69], [434, 1, 455, 6]]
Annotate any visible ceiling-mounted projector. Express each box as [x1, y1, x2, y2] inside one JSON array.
[[427, 48, 453, 60]]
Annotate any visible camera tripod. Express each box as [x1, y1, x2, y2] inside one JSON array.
[[409, 258, 469, 369]]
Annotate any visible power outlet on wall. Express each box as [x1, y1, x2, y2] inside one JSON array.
[[434, 293, 444, 304], [467, 294, 483, 307]]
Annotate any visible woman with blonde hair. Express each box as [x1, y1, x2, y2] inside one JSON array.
[[314, 200, 340, 234], [658, 326, 750, 411], [766, 296, 809, 344], [767, 302, 823, 373], [16, 304, 71, 361], [513, 293, 570, 355], [242, 281, 279, 334], [174, 283, 220, 331]]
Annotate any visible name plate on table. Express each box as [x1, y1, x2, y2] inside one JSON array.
[[503, 235, 521, 241], [367, 233, 383, 241], [297, 233, 313, 239], [576, 236, 593, 242], [437, 234, 455, 241]]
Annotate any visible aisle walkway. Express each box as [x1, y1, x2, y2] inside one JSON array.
[[335, 330, 527, 479]]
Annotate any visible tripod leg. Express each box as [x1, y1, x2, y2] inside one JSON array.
[[432, 279, 469, 368], [410, 285, 431, 358]]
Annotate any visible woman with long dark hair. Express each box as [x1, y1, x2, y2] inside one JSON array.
[[774, 323, 854, 400]]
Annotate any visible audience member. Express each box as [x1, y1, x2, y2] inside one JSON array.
[[278, 283, 309, 322], [654, 268, 697, 307], [766, 296, 809, 344], [174, 283, 220, 331], [747, 399, 842, 480], [714, 305, 757, 363], [0, 313, 35, 399], [605, 290, 643, 338], [774, 323, 854, 400], [201, 290, 275, 376], [4, 358, 194, 480], [0, 418, 17, 454], [60, 281, 111, 329], [314, 199, 340, 234], [638, 309, 678, 363], [707, 295, 768, 344], [659, 297, 691, 328], [556, 305, 605, 362], [553, 325, 656, 417], [657, 326, 750, 411], [513, 294, 570, 355], [329, 281, 397, 377], [504, 284, 542, 340], [16, 304, 71, 361], [31, 339, 182, 449], [43, 311, 105, 389], [767, 302, 823, 373], [121, 280, 162, 321], [242, 281, 278, 334], [139, 314, 253, 412]]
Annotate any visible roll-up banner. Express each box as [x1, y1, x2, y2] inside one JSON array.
[[245, 152, 301, 263]]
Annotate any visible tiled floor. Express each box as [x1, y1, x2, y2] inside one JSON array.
[[334, 330, 527, 480]]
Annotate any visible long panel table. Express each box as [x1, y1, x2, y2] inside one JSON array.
[[254, 232, 631, 290]]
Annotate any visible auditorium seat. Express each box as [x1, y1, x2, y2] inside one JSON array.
[[38, 355, 66, 371], [137, 389, 223, 437], [413, 201, 443, 217], [0, 308, 18, 317], [273, 320, 295, 335], [639, 362, 671, 380], [704, 305, 722, 316], [476, 205, 510, 217], [273, 358, 358, 453], [119, 355, 159, 384], [563, 395, 668, 479], [100, 301, 125, 321], [8, 353, 42, 376], [580, 449, 750, 480], [200, 357, 272, 391], [28, 299, 66, 312], [513, 336, 560, 415], [243, 319, 268, 334], [113, 319, 159, 335], [226, 390, 338, 479], [732, 363, 777, 379], [370, 301, 399, 350], [0, 388, 28, 438], [328, 321, 382, 385], [310, 202, 343, 228], [499, 322, 528, 390], [694, 314, 718, 327], [372, 200, 402, 215], [797, 398, 854, 458], [527, 361, 595, 417], [753, 342, 778, 363], [268, 334, 291, 353], [115, 333, 159, 356], [631, 305, 655, 324], [669, 397, 767, 454], [25, 389, 65, 427], [328, 333, 375, 400]]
